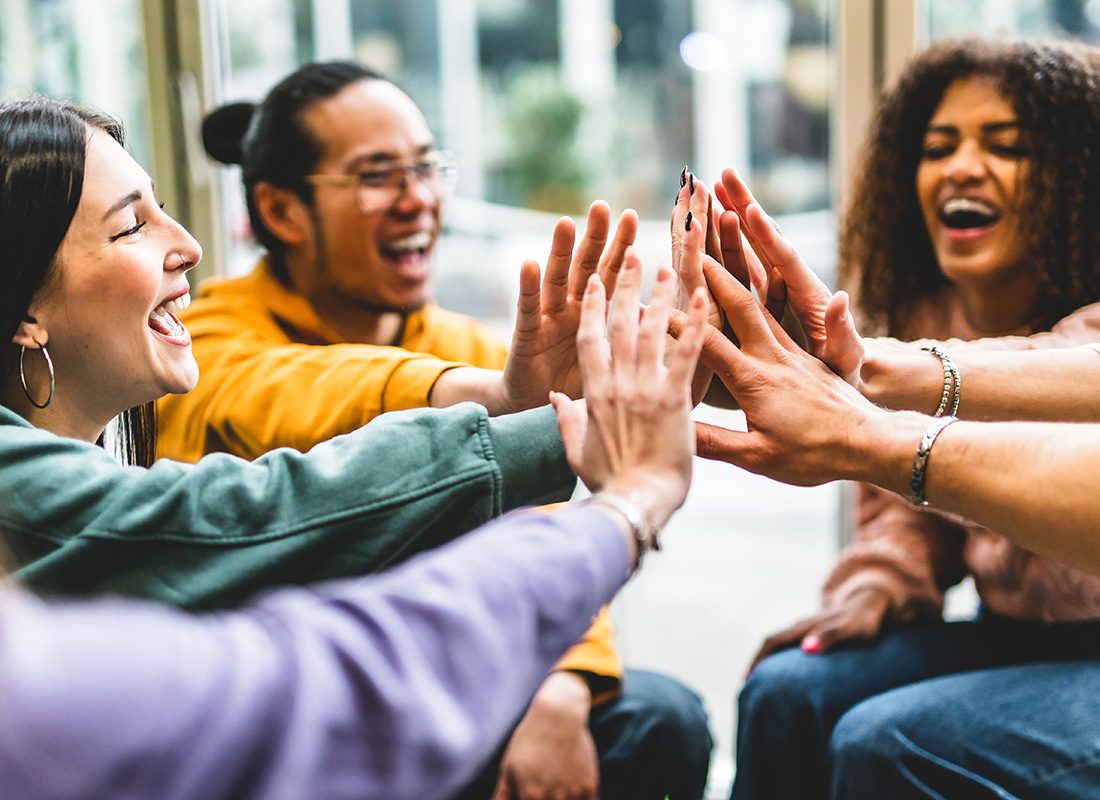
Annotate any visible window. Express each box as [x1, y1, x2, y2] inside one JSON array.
[[0, 0, 151, 166]]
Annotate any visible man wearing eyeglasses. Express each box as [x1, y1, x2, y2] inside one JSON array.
[[157, 62, 712, 800]]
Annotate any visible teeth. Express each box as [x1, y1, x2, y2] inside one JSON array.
[[942, 197, 997, 216], [149, 292, 191, 321], [385, 232, 432, 253]]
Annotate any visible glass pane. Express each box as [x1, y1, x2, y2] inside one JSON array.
[[212, 0, 836, 295], [0, 0, 151, 166], [928, 0, 1100, 42]]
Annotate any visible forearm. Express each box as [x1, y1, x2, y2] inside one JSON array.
[[862, 341, 1100, 422], [849, 411, 1100, 575], [0, 506, 633, 800], [8, 404, 577, 607], [429, 366, 509, 415]]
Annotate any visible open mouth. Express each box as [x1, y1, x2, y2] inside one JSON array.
[[938, 197, 1001, 231], [148, 292, 192, 345], [380, 231, 433, 265]]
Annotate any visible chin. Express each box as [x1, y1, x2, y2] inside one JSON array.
[[160, 360, 200, 397]]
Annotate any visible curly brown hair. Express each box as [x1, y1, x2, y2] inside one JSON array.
[[840, 38, 1100, 336]]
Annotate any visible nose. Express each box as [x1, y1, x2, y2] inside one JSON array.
[[165, 217, 203, 273], [390, 167, 436, 215], [944, 140, 985, 184]]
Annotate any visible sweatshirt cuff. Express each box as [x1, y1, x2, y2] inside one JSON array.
[[485, 405, 576, 511]]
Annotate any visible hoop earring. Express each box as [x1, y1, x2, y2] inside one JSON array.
[[19, 339, 55, 409]]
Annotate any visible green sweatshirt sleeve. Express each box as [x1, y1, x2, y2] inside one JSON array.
[[1, 403, 575, 609]]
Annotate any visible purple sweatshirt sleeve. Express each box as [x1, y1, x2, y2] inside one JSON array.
[[0, 505, 629, 800]]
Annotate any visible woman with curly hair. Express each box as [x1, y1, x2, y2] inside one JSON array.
[[733, 38, 1100, 799]]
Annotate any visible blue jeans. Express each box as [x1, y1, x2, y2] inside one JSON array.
[[732, 616, 1100, 799], [454, 668, 713, 800]]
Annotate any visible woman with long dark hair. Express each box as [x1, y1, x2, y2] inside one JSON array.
[[0, 94, 712, 799], [0, 95, 600, 603]]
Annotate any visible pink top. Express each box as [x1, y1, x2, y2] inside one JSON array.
[[824, 294, 1100, 623]]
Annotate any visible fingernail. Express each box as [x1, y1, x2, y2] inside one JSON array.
[[689, 172, 695, 194], [586, 273, 601, 293], [685, 210, 693, 231], [801, 635, 821, 654], [680, 165, 688, 187]]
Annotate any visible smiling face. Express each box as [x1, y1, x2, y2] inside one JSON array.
[[298, 79, 443, 312], [25, 129, 202, 421], [916, 76, 1034, 291]]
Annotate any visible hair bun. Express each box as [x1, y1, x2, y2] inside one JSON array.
[[201, 102, 256, 165]]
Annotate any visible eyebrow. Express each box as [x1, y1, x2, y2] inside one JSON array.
[[346, 143, 437, 169], [101, 190, 142, 222], [925, 120, 1021, 135]]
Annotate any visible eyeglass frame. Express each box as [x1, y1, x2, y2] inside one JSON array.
[[303, 150, 459, 213]]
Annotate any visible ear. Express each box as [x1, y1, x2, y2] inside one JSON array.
[[253, 181, 312, 248], [12, 314, 48, 350]]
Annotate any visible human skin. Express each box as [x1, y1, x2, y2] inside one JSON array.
[[4, 129, 202, 442], [691, 256, 1100, 579], [915, 76, 1037, 334], [712, 166, 1100, 425], [252, 78, 641, 420], [248, 77, 649, 799]]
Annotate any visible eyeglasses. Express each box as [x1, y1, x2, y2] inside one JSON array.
[[304, 151, 458, 213]]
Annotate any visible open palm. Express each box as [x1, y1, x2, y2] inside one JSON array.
[[500, 201, 639, 412]]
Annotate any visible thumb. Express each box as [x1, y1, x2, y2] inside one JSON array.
[[695, 421, 751, 464], [821, 291, 863, 383], [551, 392, 585, 473]]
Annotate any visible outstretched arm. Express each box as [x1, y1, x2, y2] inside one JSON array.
[[0, 505, 633, 800], [714, 167, 1100, 422], [690, 257, 1100, 576]]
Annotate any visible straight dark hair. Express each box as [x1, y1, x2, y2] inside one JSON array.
[[0, 98, 157, 467], [201, 60, 389, 280]]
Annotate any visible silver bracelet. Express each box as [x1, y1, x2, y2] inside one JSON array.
[[921, 345, 961, 417], [908, 416, 959, 506], [587, 491, 662, 567]]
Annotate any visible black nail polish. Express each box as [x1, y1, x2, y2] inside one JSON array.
[[22, 314, 36, 324], [689, 173, 695, 194], [685, 211, 693, 231], [680, 165, 687, 187]]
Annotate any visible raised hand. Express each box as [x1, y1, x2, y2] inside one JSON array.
[[551, 253, 708, 531], [715, 167, 864, 385], [499, 201, 639, 413], [690, 255, 889, 487]]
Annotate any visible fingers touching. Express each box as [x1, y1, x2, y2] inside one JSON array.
[[598, 208, 639, 298]]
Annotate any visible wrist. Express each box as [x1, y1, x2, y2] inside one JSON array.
[[598, 477, 680, 534], [534, 671, 593, 719], [840, 408, 928, 496], [429, 367, 511, 415], [860, 339, 943, 415]]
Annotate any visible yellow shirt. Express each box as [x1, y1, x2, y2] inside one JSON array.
[[157, 259, 621, 697]]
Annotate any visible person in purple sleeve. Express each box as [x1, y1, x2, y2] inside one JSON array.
[[0, 209, 710, 799]]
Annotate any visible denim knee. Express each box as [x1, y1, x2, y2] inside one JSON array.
[[739, 648, 830, 735], [829, 695, 910, 797], [593, 669, 713, 800]]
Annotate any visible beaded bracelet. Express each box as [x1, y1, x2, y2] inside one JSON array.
[[921, 345, 961, 417], [908, 416, 960, 506]]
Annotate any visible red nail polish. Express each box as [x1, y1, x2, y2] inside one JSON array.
[[801, 635, 821, 654]]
